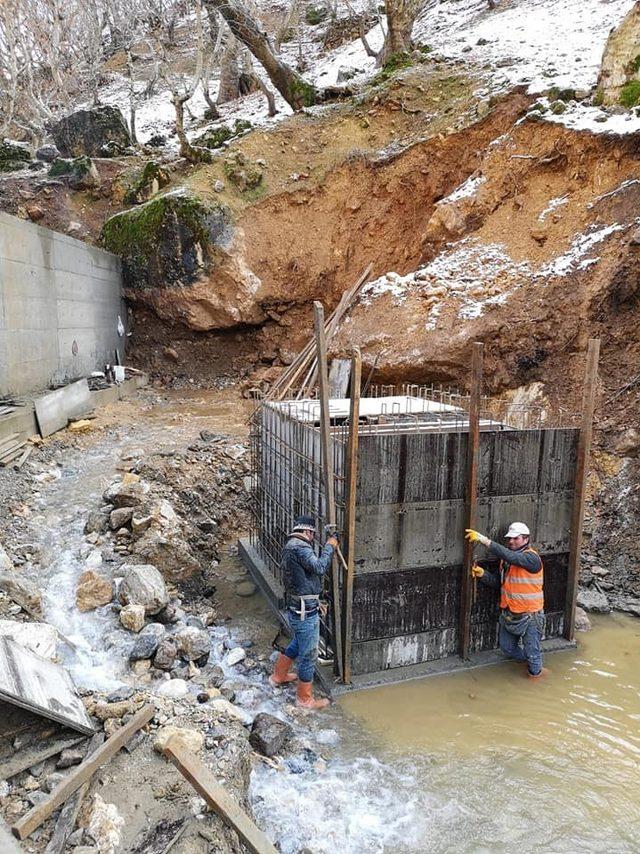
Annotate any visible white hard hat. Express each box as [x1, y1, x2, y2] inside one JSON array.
[[505, 522, 530, 538]]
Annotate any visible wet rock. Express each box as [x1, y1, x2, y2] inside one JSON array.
[[57, 748, 84, 769], [118, 564, 168, 615], [154, 604, 178, 624], [156, 679, 189, 699], [103, 480, 149, 509], [219, 685, 236, 703], [574, 606, 592, 632], [107, 686, 134, 703], [84, 509, 109, 535], [249, 713, 292, 757], [119, 603, 145, 633], [235, 580, 256, 597], [129, 626, 163, 661], [185, 616, 205, 629], [131, 529, 201, 583], [577, 588, 611, 613], [175, 626, 211, 661], [130, 659, 152, 676], [0, 555, 43, 615], [209, 698, 252, 725], [225, 647, 246, 667], [154, 638, 177, 670], [51, 106, 131, 157], [76, 569, 113, 611], [613, 597, 640, 618], [208, 665, 225, 688], [109, 507, 133, 530], [154, 725, 203, 754]]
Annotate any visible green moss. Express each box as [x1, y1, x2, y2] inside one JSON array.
[[372, 52, 414, 84], [547, 86, 576, 103], [529, 101, 547, 113], [549, 100, 567, 115], [280, 27, 295, 43], [195, 119, 254, 151], [290, 77, 318, 108], [0, 141, 30, 166], [593, 88, 605, 107], [123, 160, 169, 205], [417, 44, 432, 55], [305, 6, 327, 24], [234, 119, 252, 134], [620, 80, 640, 108], [101, 192, 218, 288], [628, 54, 640, 75]]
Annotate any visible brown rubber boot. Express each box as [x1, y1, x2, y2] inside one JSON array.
[[269, 653, 297, 687], [296, 680, 330, 710]]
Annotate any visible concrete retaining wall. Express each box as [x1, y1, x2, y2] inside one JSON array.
[[0, 212, 124, 396]]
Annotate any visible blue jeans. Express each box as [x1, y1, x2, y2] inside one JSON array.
[[284, 609, 319, 683], [499, 611, 544, 676]]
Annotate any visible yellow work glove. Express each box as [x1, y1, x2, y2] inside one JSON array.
[[465, 529, 490, 547], [471, 564, 484, 579]]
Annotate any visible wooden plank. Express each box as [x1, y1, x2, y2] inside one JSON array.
[[0, 733, 85, 782], [12, 704, 154, 840], [45, 732, 105, 854], [343, 349, 361, 684], [0, 433, 19, 451], [314, 302, 344, 681], [459, 342, 483, 660], [564, 338, 600, 641], [328, 359, 351, 398], [13, 447, 32, 470], [34, 380, 91, 439], [163, 738, 278, 854], [0, 638, 94, 735]]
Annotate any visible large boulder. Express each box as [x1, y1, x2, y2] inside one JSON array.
[[0, 543, 43, 615], [0, 140, 31, 173], [103, 480, 149, 508], [101, 191, 265, 331], [50, 106, 131, 157], [131, 530, 201, 583], [118, 564, 168, 615], [76, 569, 113, 611]]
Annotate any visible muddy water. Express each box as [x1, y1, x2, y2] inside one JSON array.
[[250, 615, 640, 854]]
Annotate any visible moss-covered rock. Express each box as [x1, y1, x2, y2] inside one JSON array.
[[101, 190, 232, 290], [223, 152, 263, 192], [194, 119, 254, 151], [51, 106, 131, 157], [123, 161, 171, 205], [48, 156, 99, 188], [597, 4, 640, 105], [0, 140, 31, 172], [549, 100, 567, 115], [620, 80, 640, 108]]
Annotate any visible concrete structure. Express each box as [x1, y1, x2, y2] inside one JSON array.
[[0, 212, 124, 396], [242, 391, 580, 688]]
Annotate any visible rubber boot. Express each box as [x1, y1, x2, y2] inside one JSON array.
[[296, 680, 329, 710], [269, 654, 297, 687]]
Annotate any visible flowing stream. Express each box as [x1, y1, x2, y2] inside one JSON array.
[[18, 389, 640, 854]]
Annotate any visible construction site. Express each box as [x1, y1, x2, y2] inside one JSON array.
[[1, 0, 640, 851]]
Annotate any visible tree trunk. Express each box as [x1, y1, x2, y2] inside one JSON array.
[[172, 93, 212, 163], [378, 0, 418, 66], [203, 0, 319, 110], [217, 34, 242, 103]]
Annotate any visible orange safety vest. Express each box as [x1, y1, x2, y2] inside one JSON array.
[[500, 548, 544, 613]]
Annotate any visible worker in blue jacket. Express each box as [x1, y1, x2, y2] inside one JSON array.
[[269, 514, 338, 709]]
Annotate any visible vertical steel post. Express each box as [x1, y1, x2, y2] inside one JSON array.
[[342, 348, 361, 683], [564, 338, 600, 641], [459, 342, 483, 660], [313, 302, 344, 680]]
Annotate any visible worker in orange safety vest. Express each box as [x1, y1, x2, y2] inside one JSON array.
[[465, 522, 546, 679]]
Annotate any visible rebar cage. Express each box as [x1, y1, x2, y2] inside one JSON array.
[[248, 382, 580, 673]]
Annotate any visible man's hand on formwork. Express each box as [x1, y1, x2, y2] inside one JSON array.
[[471, 564, 485, 579], [465, 529, 490, 547]]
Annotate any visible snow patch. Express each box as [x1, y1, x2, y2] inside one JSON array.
[[538, 195, 569, 221], [439, 174, 486, 205], [538, 223, 627, 277]]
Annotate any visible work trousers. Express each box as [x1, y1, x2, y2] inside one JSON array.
[[284, 608, 319, 683], [498, 610, 544, 676]]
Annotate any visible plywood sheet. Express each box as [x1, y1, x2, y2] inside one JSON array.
[[34, 379, 91, 438], [0, 637, 94, 734]]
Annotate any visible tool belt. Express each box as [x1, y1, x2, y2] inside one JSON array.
[[286, 594, 320, 621], [500, 607, 543, 637]]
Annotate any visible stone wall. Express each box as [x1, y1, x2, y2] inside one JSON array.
[[0, 212, 124, 395]]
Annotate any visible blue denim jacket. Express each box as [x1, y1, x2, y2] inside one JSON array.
[[281, 535, 334, 597]]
